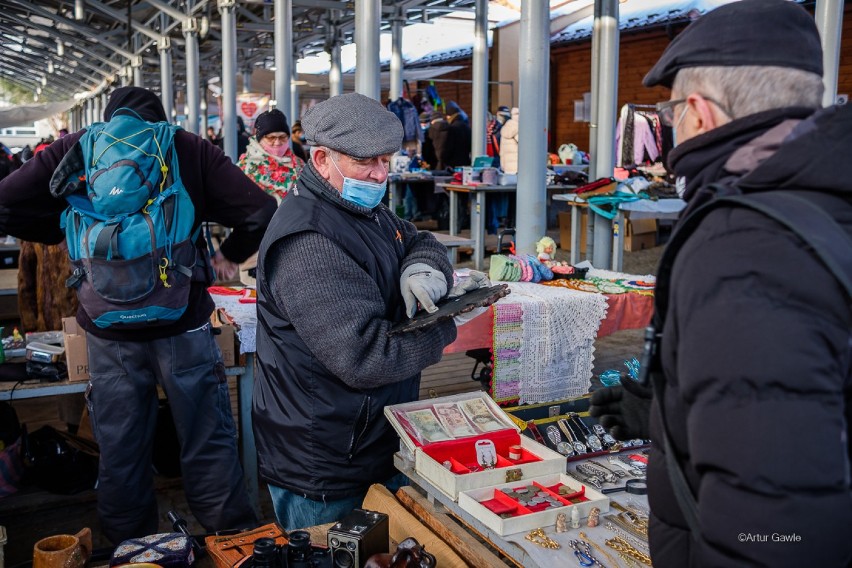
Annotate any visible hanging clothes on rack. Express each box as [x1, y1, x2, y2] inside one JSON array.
[[387, 97, 422, 143], [615, 104, 662, 167]]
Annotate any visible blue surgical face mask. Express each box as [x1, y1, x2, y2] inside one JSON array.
[[330, 155, 387, 209]]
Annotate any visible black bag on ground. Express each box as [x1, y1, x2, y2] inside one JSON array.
[[21, 424, 99, 494]]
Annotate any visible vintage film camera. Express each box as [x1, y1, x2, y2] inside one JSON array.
[[248, 530, 331, 568], [326, 509, 389, 568]]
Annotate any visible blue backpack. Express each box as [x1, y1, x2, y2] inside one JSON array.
[[50, 109, 210, 329]]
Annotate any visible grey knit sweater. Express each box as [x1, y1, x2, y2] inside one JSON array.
[[265, 163, 457, 390]]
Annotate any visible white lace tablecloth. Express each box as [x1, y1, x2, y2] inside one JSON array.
[[210, 292, 258, 354], [491, 282, 609, 405]]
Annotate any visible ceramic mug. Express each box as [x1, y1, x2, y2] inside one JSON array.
[[33, 528, 92, 568]]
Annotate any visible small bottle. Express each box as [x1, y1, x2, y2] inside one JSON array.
[[570, 505, 581, 529]]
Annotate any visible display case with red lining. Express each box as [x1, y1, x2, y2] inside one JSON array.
[[458, 473, 610, 536], [385, 392, 566, 501]]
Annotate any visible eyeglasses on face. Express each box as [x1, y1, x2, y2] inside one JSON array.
[[655, 96, 732, 127], [262, 134, 290, 144]]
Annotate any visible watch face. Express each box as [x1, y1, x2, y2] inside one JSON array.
[[573, 441, 588, 454], [602, 433, 617, 446], [586, 435, 603, 452], [556, 442, 574, 456]]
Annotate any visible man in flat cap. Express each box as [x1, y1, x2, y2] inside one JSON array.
[[590, 1, 852, 566], [252, 93, 463, 529]]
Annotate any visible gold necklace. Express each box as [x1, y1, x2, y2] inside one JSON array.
[[605, 536, 653, 566], [525, 528, 560, 550]]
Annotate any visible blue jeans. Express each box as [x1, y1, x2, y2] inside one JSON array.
[[268, 473, 409, 531], [86, 323, 257, 543]]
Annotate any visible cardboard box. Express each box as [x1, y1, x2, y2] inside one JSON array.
[[385, 392, 567, 501], [558, 210, 588, 252], [624, 218, 657, 252], [458, 473, 610, 536], [62, 316, 89, 382], [209, 314, 237, 367]]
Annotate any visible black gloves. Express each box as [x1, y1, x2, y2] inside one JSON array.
[[589, 378, 653, 441]]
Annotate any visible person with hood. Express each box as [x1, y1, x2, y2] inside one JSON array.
[[443, 100, 471, 169], [238, 108, 305, 203], [252, 93, 487, 530], [423, 111, 449, 171], [289, 120, 308, 162], [589, 1, 852, 566], [236, 115, 250, 158], [0, 87, 275, 544]]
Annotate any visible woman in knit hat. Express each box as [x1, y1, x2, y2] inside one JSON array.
[[238, 108, 305, 203]]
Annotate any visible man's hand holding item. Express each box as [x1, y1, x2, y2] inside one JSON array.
[[589, 377, 653, 440], [448, 271, 492, 326], [400, 263, 448, 317], [211, 250, 239, 282], [447, 270, 491, 298]]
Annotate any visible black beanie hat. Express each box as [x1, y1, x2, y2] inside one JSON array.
[[644, 0, 823, 88], [254, 109, 290, 140]]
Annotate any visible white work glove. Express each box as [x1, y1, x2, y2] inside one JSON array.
[[454, 306, 488, 327], [400, 263, 449, 318], [447, 270, 491, 298]]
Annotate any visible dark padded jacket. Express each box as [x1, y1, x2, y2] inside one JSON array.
[[253, 163, 456, 500], [648, 105, 852, 567], [0, 87, 277, 341]]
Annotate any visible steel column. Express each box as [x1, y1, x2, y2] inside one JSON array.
[[389, 16, 403, 101], [515, 0, 549, 257], [159, 31, 174, 124], [815, 0, 844, 107], [471, 0, 489, 160], [184, 17, 201, 134], [591, 0, 619, 270], [220, 0, 239, 161], [274, 0, 293, 119], [355, 0, 381, 100]]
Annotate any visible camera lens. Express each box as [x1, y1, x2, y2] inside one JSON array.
[[287, 530, 312, 563], [252, 538, 278, 568], [330, 538, 339, 548]]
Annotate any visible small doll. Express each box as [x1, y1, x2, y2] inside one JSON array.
[[587, 507, 601, 528], [536, 236, 557, 263], [555, 512, 568, 533]]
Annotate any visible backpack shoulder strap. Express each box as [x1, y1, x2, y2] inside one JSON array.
[[649, 187, 852, 540]]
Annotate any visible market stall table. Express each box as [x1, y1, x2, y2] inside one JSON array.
[[554, 193, 686, 270], [437, 183, 558, 270]]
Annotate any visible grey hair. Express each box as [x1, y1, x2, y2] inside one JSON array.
[[672, 66, 824, 120]]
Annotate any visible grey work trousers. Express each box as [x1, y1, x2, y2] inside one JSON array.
[[85, 323, 257, 544]]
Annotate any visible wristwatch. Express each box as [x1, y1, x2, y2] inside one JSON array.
[[545, 425, 574, 456], [569, 413, 603, 452], [558, 418, 588, 455], [593, 423, 618, 449]]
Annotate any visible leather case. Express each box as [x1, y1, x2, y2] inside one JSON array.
[[204, 523, 288, 568]]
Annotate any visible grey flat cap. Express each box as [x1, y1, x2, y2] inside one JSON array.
[[302, 93, 403, 159]]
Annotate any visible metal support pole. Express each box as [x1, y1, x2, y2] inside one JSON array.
[[815, 0, 844, 107], [355, 0, 381, 100], [133, 36, 143, 87], [159, 32, 174, 124], [184, 17, 200, 134], [329, 42, 342, 97], [220, 0, 239, 161], [201, 95, 209, 138], [274, 0, 292, 121], [290, 53, 300, 123], [591, 0, 619, 270], [471, 0, 488, 160], [389, 16, 403, 101], [242, 67, 252, 94], [515, 0, 549, 257], [75, 0, 85, 21]]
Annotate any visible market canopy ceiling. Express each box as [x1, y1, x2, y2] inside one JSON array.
[[0, 0, 774, 104]]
